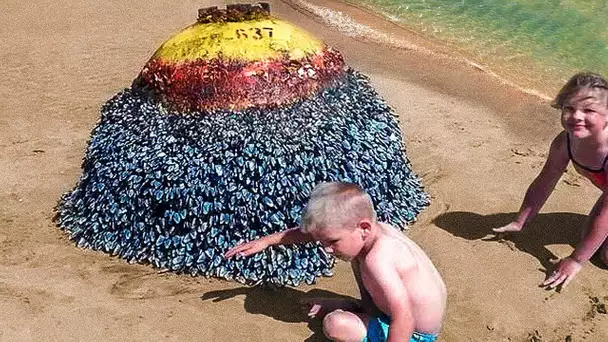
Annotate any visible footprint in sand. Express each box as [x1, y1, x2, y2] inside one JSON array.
[[103, 264, 198, 300], [418, 167, 446, 188], [562, 167, 584, 187], [586, 295, 608, 319], [509, 146, 549, 172], [557, 294, 608, 341], [510, 147, 534, 157]]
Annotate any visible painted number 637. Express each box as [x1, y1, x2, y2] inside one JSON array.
[[235, 27, 274, 39]]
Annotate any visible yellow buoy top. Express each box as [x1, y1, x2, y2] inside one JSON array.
[[152, 18, 326, 63]]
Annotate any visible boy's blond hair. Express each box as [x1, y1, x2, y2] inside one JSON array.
[[552, 72, 608, 109], [300, 182, 377, 233]]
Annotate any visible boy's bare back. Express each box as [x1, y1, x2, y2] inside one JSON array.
[[357, 223, 446, 335]]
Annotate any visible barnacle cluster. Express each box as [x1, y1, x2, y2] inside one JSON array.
[[57, 3, 429, 286]]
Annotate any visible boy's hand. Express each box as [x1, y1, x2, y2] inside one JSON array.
[[302, 298, 327, 319], [300, 298, 359, 319], [492, 222, 523, 234], [541, 257, 582, 289], [224, 239, 269, 258]]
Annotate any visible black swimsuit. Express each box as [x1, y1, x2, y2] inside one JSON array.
[[566, 133, 608, 188]]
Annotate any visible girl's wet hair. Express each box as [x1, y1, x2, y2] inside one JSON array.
[[552, 72, 608, 109], [300, 182, 377, 233]]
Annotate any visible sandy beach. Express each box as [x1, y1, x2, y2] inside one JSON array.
[[1, 0, 606, 341]]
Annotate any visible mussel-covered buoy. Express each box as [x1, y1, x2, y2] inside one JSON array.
[[57, 3, 429, 286]]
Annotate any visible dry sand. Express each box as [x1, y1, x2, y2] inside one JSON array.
[[0, 0, 606, 341]]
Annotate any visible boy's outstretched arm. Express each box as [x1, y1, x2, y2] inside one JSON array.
[[224, 227, 314, 258], [494, 132, 569, 233], [543, 192, 608, 288]]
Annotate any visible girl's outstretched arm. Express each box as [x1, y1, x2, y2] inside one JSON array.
[[494, 132, 570, 232], [543, 192, 608, 288], [574, 192, 608, 263]]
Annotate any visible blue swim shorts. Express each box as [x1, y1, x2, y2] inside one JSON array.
[[362, 314, 437, 342]]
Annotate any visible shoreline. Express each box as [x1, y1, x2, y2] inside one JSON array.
[[284, 0, 553, 102], [275, 0, 560, 144]]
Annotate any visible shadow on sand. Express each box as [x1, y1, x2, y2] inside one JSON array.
[[432, 211, 606, 271], [201, 286, 358, 341]]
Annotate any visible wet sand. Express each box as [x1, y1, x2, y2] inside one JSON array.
[[0, 0, 606, 341]]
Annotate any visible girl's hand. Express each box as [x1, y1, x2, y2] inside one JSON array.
[[224, 239, 269, 258], [541, 257, 583, 289], [492, 221, 523, 234]]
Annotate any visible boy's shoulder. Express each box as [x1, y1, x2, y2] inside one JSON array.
[[365, 225, 416, 265], [377, 222, 414, 246]]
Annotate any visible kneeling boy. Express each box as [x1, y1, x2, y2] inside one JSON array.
[[225, 182, 446, 342]]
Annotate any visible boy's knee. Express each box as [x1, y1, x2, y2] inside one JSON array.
[[323, 310, 353, 341]]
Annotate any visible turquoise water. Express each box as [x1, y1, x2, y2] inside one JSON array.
[[347, 0, 608, 97]]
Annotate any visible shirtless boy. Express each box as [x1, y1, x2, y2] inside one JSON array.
[[225, 182, 446, 342]]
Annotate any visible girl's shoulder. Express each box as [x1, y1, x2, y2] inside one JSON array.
[[537, 131, 571, 172], [549, 131, 569, 154], [555, 130, 568, 145]]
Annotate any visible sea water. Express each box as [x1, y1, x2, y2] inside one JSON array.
[[345, 0, 608, 98]]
